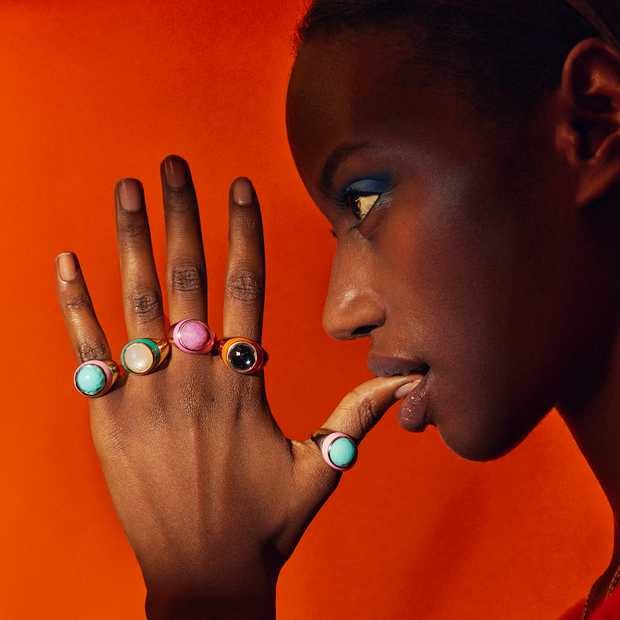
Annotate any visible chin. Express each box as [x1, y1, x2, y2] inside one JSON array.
[[433, 404, 549, 463]]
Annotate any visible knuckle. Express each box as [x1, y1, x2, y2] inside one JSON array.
[[165, 187, 195, 213], [123, 222, 151, 239], [359, 396, 380, 424], [170, 263, 206, 297], [226, 266, 264, 303], [116, 210, 152, 246], [127, 288, 163, 323], [64, 293, 92, 312], [118, 223, 152, 248], [78, 339, 109, 362], [345, 392, 380, 436], [236, 210, 261, 235]]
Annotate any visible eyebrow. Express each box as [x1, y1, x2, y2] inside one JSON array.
[[319, 141, 372, 196]]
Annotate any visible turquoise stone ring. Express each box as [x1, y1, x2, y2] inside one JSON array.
[[74, 360, 119, 397], [328, 436, 358, 469], [76, 364, 106, 395], [311, 428, 358, 472]]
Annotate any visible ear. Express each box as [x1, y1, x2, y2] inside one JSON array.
[[556, 38, 620, 207]]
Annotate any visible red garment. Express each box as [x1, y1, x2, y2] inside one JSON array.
[[559, 585, 620, 620]]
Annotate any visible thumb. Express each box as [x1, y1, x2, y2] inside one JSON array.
[[300, 373, 424, 479], [320, 373, 424, 443], [284, 374, 423, 541]]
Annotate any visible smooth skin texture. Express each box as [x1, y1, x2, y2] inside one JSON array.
[[55, 155, 417, 618], [286, 34, 620, 615]]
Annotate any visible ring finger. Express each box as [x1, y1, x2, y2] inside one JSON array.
[[115, 178, 166, 341]]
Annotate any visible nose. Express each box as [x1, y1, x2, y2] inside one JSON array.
[[322, 243, 386, 340]]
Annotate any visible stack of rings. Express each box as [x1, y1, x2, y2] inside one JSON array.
[[311, 428, 358, 471], [74, 320, 269, 397], [74, 360, 119, 397]]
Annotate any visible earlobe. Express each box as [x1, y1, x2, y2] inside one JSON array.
[[559, 38, 620, 207]]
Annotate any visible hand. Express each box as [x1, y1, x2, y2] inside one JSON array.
[[55, 155, 416, 619]]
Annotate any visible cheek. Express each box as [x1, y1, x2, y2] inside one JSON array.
[[373, 178, 572, 459], [377, 173, 519, 351]]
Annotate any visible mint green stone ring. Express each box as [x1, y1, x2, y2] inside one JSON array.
[[311, 428, 358, 472], [329, 437, 357, 468]]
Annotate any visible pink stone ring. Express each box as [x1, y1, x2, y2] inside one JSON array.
[[166, 319, 217, 355]]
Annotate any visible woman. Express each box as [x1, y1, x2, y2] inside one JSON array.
[[55, 0, 620, 617]]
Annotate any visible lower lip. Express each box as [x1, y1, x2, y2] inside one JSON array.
[[398, 372, 431, 432]]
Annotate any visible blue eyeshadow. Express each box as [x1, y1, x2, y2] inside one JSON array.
[[345, 178, 391, 194]]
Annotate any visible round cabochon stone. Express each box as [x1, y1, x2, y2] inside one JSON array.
[[228, 342, 257, 372], [329, 437, 357, 468], [123, 342, 154, 373], [76, 364, 106, 395], [179, 321, 209, 350]]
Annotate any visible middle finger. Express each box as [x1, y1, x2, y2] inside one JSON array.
[[161, 155, 208, 325]]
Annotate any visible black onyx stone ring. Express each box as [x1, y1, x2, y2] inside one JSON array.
[[217, 337, 268, 375]]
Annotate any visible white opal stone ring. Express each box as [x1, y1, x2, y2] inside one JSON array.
[[121, 338, 170, 375]]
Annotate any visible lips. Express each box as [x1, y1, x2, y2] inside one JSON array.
[[367, 352, 431, 432], [367, 352, 429, 378], [397, 372, 431, 432]]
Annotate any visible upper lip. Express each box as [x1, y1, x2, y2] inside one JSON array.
[[367, 353, 429, 378]]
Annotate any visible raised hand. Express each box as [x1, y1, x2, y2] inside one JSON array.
[[55, 155, 417, 619]]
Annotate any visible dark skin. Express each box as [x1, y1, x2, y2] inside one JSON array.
[[56, 28, 620, 619], [56, 163, 416, 618], [287, 33, 620, 615]]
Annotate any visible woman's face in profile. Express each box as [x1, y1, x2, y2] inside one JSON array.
[[286, 30, 612, 461]]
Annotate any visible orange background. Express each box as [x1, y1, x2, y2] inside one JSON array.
[[0, 1, 612, 618]]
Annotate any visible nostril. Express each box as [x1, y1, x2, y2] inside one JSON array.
[[351, 324, 377, 337]]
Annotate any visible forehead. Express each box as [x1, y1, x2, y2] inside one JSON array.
[[286, 33, 482, 193], [287, 33, 420, 150]]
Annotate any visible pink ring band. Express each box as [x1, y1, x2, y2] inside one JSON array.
[[321, 432, 357, 472], [167, 319, 217, 354]]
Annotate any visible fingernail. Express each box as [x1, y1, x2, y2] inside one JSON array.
[[394, 379, 422, 400], [164, 155, 187, 188], [232, 177, 254, 205], [118, 179, 142, 212], [57, 252, 77, 282]]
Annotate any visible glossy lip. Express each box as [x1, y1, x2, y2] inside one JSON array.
[[367, 352, 430, 378], [399, 370, 433, 432]]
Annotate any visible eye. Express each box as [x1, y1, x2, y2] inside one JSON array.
[[351, 194, 379, 221], [334, 178, 390, 223]]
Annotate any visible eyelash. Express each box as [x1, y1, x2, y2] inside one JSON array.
[[333, 187, 359, 211], [333, 188, 378, 221]]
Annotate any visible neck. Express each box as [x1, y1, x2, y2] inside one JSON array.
[[560, 341, 620, 610]]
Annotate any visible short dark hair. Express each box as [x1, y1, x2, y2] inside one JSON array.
[[294, 0, 619, 120]]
